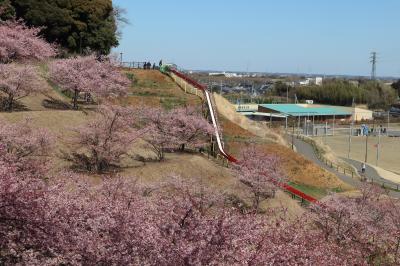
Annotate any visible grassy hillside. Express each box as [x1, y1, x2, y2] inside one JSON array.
[[0, 67, 305, 215], [116, 69, 201, 109], [0, 66, 353, 202]]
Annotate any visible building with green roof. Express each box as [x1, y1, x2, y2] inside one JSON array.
[[258, 104, 352, 118]]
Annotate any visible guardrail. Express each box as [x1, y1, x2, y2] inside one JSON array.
[[165, 68, 318, 204]]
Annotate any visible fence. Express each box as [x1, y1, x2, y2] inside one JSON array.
[[296, 134, 400, 192], [121, 61, 155, 69], [169, 72, 204, 99]]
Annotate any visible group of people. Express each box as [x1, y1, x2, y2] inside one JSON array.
[[143, 60, 163, 70], [143, 62, 155, 70]]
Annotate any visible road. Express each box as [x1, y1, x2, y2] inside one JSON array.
[[343, 158, 400, 189], [290, 136, 400, 197]]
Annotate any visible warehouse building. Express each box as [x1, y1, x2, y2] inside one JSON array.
[[235, 103, 373, 135], [236, 103, 373, 122]]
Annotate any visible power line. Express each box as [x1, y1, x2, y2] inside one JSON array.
[[370, 52, 377, 80]]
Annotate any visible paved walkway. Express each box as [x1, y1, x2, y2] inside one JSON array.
[[290, 136, 362, 188], [289, 136, 400, 197], [343, 158, 400, 189]]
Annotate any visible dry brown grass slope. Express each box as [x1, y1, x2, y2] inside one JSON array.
[[0, 67, 305, 215], [214, 93, 353, 194], [115, 69, 201, 108]]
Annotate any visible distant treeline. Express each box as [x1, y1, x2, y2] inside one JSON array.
[[273, 80, 398, 110]]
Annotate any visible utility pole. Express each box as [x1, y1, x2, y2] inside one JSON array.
[[325, 121, 328, 144], [286, 84, 289, 103], [365, 134, 369, 163], [348, 101, 355, 159], [292, 117, 295, 150], [348, 123, 352, 159], [376, 129, 381, 166], [387, 111, 390, 136], [370, 52, 377, 80]]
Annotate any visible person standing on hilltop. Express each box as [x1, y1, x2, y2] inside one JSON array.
[[159, 60, 163, 67]]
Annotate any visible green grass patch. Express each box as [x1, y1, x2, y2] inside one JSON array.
[[133, 80, 160, 89], [288, 182, 341, 200], [47, 80, 72, 100], [160, 97, 186, 109], [128, 91, 175, 98]]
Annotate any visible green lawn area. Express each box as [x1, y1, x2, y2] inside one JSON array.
[[288, 182, 343, 200]]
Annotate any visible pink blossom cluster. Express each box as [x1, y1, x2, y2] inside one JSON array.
[[0, 118, 54, 173], [0, 20, 56, 63], [65, 105, 213, 171], [49, 55, 130, 108], [312, 185, 400, 264], [0, 18, 56, 111], [65, 104, 143, 173], [0, 64, 47, 111], [3, 154, 394, 265], [139, 106, 213, 160], [234, 145, 287, 211]]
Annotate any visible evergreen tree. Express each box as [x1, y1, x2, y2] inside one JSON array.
[[0, 0, 15, 21], [10, 0, 118, 54], [392, 80, 400, 97]]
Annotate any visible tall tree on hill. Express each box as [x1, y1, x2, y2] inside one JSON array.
[[10, 0, 118, 54], [0, 0, 15, 21]]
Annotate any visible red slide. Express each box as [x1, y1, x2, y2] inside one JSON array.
[[170, 69, 318, 204]]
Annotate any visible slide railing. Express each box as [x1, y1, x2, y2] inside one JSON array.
[[168, 68, 318, 204]]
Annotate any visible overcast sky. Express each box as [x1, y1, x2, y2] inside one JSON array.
[[113, 0, 400, 77]]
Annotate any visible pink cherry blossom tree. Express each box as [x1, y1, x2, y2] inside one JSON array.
[[0, 64, 47, 111], [169, 107, 213, 151], [0, 118, 53, 173], [140, 106, 213, 161], [139, 107, 179, 161], [64, 105, 143, 173], [49, 55, 130, 109], [234, 145, 286, 212], [2, 155, 396, 265], [0, 20, 56, 63], [312, 184, 400, 264], [151, 175, 353, 265], [0, 149, 51, 263]]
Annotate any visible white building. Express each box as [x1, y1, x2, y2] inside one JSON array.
[[299, 77, 323, 86], [315, 77, 323, 86], [209, 72, 239, 78]]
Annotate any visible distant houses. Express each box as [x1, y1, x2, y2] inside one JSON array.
[[298, 77, 323, 86]]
